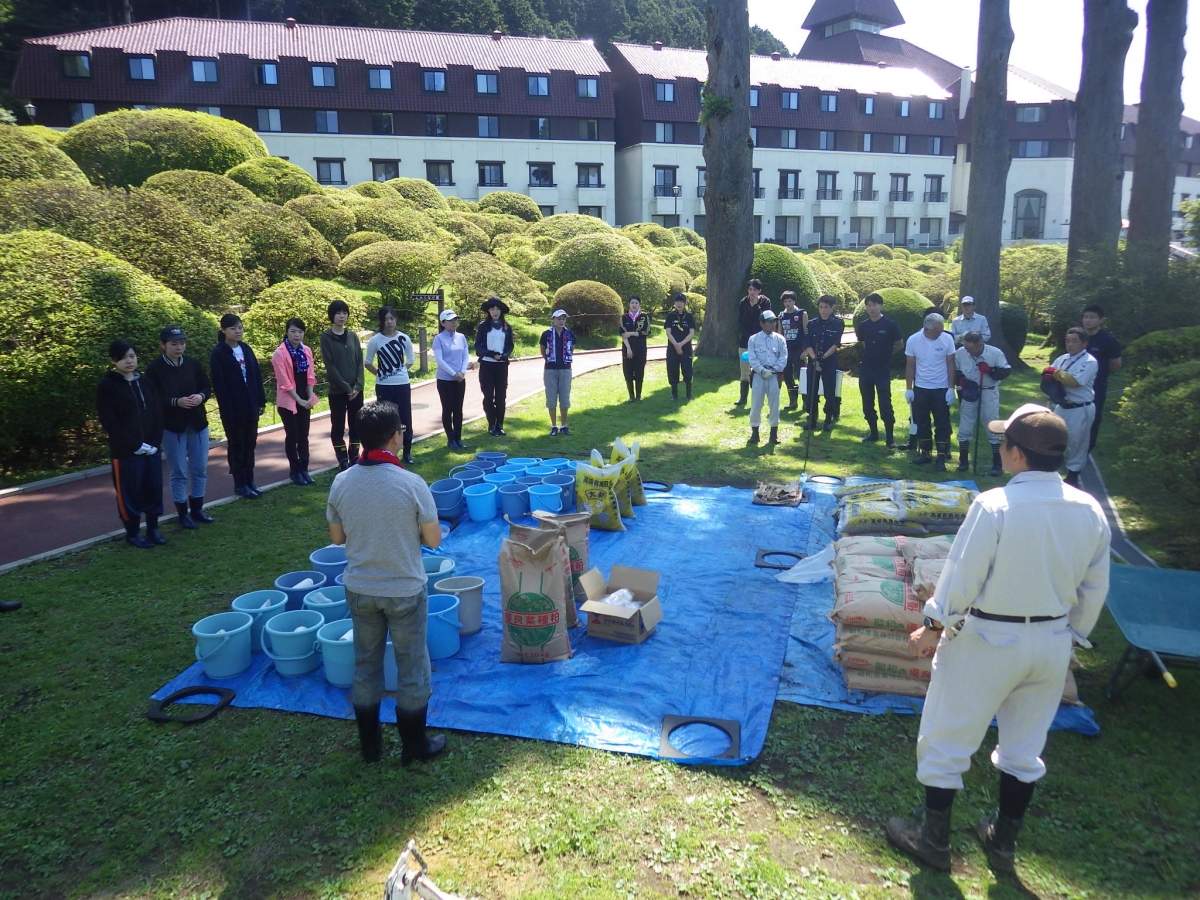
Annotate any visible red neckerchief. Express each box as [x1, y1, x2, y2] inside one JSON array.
[[359, 449, 404, 469]]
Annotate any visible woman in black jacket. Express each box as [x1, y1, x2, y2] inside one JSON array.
[[620, 295, 650, 402], [474, 297, 515, 436], [95, 339, 166, 548], [209, 314, 267, 498]]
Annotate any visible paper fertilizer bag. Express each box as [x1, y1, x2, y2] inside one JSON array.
[[499, 535, 573, 663], [575, 460, 626, 532], [504, 519, 579, 627], [591, 449, 634, 519], [610, 437, 647, 506], [532, 510, 591, 603]]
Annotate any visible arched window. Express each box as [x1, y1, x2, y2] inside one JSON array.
[[1012, 189, 1047, 240]]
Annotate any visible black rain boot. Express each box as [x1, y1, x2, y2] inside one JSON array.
[[334, 444, 350, 471], [768, 426, 779, 445], [403, 446, 415, 465], [1064, 470, 1081, 487], [626, 378, 636, 402], [831, 397, 842, 422], [977, 813, 1024, 874], [748, 426, 760, 445], [884, 422, 896, 449], [956, 442, 970, 473], [787, 387, 799, 410], [174, 501, 198, 530], [685, 381, 693, 400], [354, 703, 383, 763], [823, 415, 833, 432], [145, 514, 168, 545], [635, 379, 643, 401], [190, 496, 214, 524], [862, 420, 879, 443], [934, 441, 950, 472], [124, 517, 153, 549], [670, 385, 678, 401], [737, 381, 749, 407], [348, 443, 360, 466], [990, 445, 1003, 477], [911, 441, 933, 466], [887, 806, 953, 872], [396, 705, 447, 766]]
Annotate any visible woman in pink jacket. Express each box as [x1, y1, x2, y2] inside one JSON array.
[[272, 317, 320, 485]]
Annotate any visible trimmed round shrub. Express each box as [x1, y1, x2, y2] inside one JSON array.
[[841, 258, 926, 298], [241, 279, 368, 375], [675, 253, 707, 279], [920, 265, 962, 307], [348, 180, 404, 201], [528, 213, 612, 243], [494, 239, 542, 274], [691, 271, 707, 295], [551, 280, 623, 335], [0, 230, 217, 453], [339, 240, 451, 324], [284, 193, 358, 248], [386, 177, 449, 210], [1123, 325, 1200, 382], [225, 156, 322, 204], [0, 125, 88, 183], [910, 258, 950, 275], [621, 222, 677, 247], [224, 203, 339, 283], [928, 251, 948, 263], [352, 202, 443, 244], [466, 212, 528, 240], [684, 291, 707, 328], [671, 226, 706, 250], [1116, 360, 1200, 505], [863, 243, 894, 260], [341, 231, 390, 253], [442, 252, 549, 319], [21, 125, 65, 145], [851, 287, 933, 364], [142, 169, 258, 221], [750, 243, 819, 313], [660, 264, 692, 298], [446, 196, 478, 212], [892, 247, 911, 260], [427, 212, 491, 255], [477, 191, 541, 222], [801, 257, 857, 309], [60, 108, 267, 187], [650, 246, 691, 264], [827, 251, 860, 269], [533, 232, 669, 304], [999, 301, 1030, 352]]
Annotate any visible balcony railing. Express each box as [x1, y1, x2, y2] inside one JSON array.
[[653, 184, 680, 197], [577, 182, 605, 189], [478, 181, 507, 187], [923, 191, 949, 202], [815, 188, 842, 200], [778, 188, 804, 199], [697, 185, 706, 197], [528, 182, 557, 188], [889, 191, 915, 201], [853, 190, 879, 201], [753, 187, 765, 199]]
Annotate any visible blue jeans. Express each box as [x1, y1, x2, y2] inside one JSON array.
[[161, 427, 209, 503], [347, 587, 431, 712]]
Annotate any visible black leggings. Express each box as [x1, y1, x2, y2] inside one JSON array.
[[437, 378, 465, 442], [279, 405, 311, 471], [376, 383, 412, 451], [328, 391, 363, 452], [666, 344, 693, 385], [622, 340, 647, 382], [478, 361, 509, 429], [223, 417, 259, 488]]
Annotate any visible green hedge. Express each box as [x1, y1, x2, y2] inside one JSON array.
[[1115, 360, 1200, 505], [493, 238, 542, 274], [750, 243, 819, 313], [863, 244, 894, 260], [841, 258, 926, 299], [338, 240, 450, 324], [141, 169, 258, 222], [225, 157, 323, 204], [223, 203, 339, 284], [352, 202, 445, 244], [550, 280, 623, 335], [348, 181, 404, 201], [241, 279, 368, 376], [477, 191, 542, 222], [442, 252, 549, 319], [340, 231, 390, 253], [284, 194, 359, 248], [851, 287, 932, 366], [427, 212, 491, 255], [1123, 325, 1200, 382], [691, 271, 707, 295], [532, 232, 669, 304], [671, 226, 706, 250], [386, 177, 449, 210], [528, 213, 612, 243], [0, 125, 88, 183], [998, 301, 1029, 352], [621, 222, 677, 247], [0, 230, 216, 453], [59, 109, 267, 188]]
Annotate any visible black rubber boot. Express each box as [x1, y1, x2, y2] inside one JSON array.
[[990, 445, 1003, 477], [956, 442, 970, 473], [685, 382, 693, 401], [822, 416, 833, 432], [348, 443, 360, 466], [911, 441, 933, 466], [934, 442, 950, 472], [175, 501, 198, 530], [862, 421, 879, 443], [145, 515, 168, 545], [626, 378, 636, 402], [403, 450, 415, 465], [396, 705, 447, 766], [190, 496, 214, 524], [670, 385, 678, 401], [635, 379, 643, 401], [334, 445, 350, 471], [787, 387, 799, 410], [124, 517, 153, 549], [976, 813, 1023, 874], [768, 426, 779, 445], [354, 703, 383, 763], [748, 426, 760, 445], [887, 806, 953, 872], [884, 422, 896, 448], [737, 381, 749, 407]]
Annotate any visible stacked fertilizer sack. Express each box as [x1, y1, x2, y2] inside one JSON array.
[[575, 437, 646, 533], [835, 479, 977, 537]]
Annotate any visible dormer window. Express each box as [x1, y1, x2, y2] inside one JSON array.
[[655, 81, 675, 102], [128, 57, 155, 80], [62, 54, 91, 78], [824, 18, 884, 37]]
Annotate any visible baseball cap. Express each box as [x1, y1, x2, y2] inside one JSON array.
[[159, 325, 187, 342], [438, 309, 459, 322], [760, 309, 777, 321], [960, 296, 975, 305], [552, 308, 569, 318], [987, 403, 1068, 455]]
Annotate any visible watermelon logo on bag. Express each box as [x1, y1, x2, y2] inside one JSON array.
[[503, 573, 559, 646]]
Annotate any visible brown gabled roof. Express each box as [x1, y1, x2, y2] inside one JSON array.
[[1122, 103, 1200, 133], [798, 30, 965, 91], [801, 0, 905, 31]]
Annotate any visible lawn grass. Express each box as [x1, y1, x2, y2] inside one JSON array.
[[1, 355, 1198, 900]]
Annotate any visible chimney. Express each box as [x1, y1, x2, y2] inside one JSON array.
[[958, 66, 971, 119], [653, 41, 663, 51], [771, 51, 780, 61], [285, 17, 296, 28], [492, 29, 503, 41]]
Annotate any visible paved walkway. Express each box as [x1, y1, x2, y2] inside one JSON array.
[[0, 346, 664, 572]]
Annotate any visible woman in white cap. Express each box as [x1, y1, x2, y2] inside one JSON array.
[[433, 309, 470, 450]]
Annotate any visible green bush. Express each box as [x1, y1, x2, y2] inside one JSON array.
[[675, 253, 707, 279], [225, 157, 322, 204], [528, 213, 612, 243], [493, 239, 543, 274], [60, 108, 267, 188], [386, 177, 449, 210], [0, 230, 217, 453], [946, 237, 963, 262], [650, 246, 691, 264], [477, 191, 542, 222], [223, 203, 339, 284], [1116, 360, 1200, 505], [284, 194, 358, 248], [446, 196, 478, 212], [550, 280, 623, 335], [1123, 325, 1200, 382], [0, 125, 88, 183], [20, 124, 65, 145], [621, 222, 677, 247], [533, 233, 669, 305], [338, 240, 450, 324], [927, 252, 948, 263], [920, 265, 962, 307], [750, 243, 819, 313], [998, 301, 1029, 352], [910, 258, 949, 275], [427, 212, 491, 255], [141, 169, 257, 222], [801, 257, 857, 309], [241, 279, 368, 375], [684, 291, 707, 328], [340, 231, 390, 253], [841, 258, 926, 298], [827, 251, 860, 269], [863, 244, 894, 260], [348, 181, 404, 201], [352, 202, 444, 244], [691, 271, 707, 295], [442, 252, 548, 319], [999, 244, 1066, 331], [670, 226, 706, 250], [892, 247, 910, 260], [851, 287, 933, 365], [466, 212, 528, 240]]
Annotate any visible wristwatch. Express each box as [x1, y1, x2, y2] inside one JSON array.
[[923, 616, 944, 632]]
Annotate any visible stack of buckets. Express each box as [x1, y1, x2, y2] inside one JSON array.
[[442, 456, 576, 522]]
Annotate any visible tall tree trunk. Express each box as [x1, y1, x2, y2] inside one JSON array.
[[960, 0, 1015, 360], [1126, 0, 1187, 272], [1067, 0, 1138, 282], [701, 0, 753, 360]]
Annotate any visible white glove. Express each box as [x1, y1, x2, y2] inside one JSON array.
[[946, 388, 956, 405], [904, 390, 915, 404], [135, 442, 155, 456]]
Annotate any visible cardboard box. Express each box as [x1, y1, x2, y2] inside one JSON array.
[[578, 565, 663, 644]]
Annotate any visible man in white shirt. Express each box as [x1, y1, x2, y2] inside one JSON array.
[[905, 313, 958, 470], [746, 310, 789, 445], [887, 404, 1110, 875], [1046, 327, 1099, 487], [954, 332, 1011, 476], [950, 296, 991, 346]]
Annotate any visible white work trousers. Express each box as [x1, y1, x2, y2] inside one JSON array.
[[957, 388, 1000, 445], [1055, 403, 1096, 473], [749, 371, 781, 427], [916, 614, 1073, 789]]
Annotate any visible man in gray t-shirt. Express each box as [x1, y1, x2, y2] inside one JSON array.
[[327, 401, 445, 765]]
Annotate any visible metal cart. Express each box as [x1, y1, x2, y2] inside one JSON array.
[[1104, 564, 1200, 699]]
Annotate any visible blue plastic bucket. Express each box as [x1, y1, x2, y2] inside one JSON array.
[[465, 459, 497, 474], [498, 483, 529, 519], [528, 483, 563, 513], [435, 576, 485, 635], [231, 589, 288, 654], [496, 463, 525, 476], [335, 572, 345, 586], [516, 475, 543, 487], [192, 611, 253, 679], [541, 457, 571, 470], [261, 609, 325, 676], [274, 571, 327, 611], [525, 465, 557, 478], [316, 619, 356, 687], [475, 451, 507, 465], [384, 638, 397, 691], [303, 585, 348, 621], [427, 593, 461, 659], [507, 457, 541, 470], [437, 498, 464, 519], [308, 544, 347, 583], [483, 473, 515, 509], [448, 465, 483, 487], [544, 473, 576, 511], [424, 556, 456, 585], [430, 477, 464, 507], [463, 482, 498, 522]]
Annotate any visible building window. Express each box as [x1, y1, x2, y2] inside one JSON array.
[[530, 117, 551, 139], [69, 102, 96, 123], [1012, 189, 1046, 239], [577, 164, 602, 187], [751, 168, 764, 198], [255, 62, 278, 85], [814, 216, 838, 245], [478, 116, 499, 138], [652, 214, 681, 228], [579, 119, 599, 140], [315, 110, 339, 133], [860, 96, 875, 115], [476, 72, 499, 94], [311, 65, 335, 88], [929, 101, 945, 120], [948, 217, 962, 235], [128, 57, 155, 80], [1015, 105, 1045, 123], [782, 90, 799, 110], [196, 106, 221, 116], [924, 174, 946, 201], [693, 215, 706, 237], [776, 216, 801, 246], [373, 160, 400, 181], [62, 53, 91, 78], [920, 217, 943, 243], [1017, 140, 1050, 158], [896, 99, 910, 117], [819, 130, 836, 150], [853, 172, 876, 200], [886, 216, 908, 243], [655, 81, 675, 102], [133, 105, 159, 111], [1188, 134, 1196, 150], [892, 134, 908, 153], [779, 170, 802, 200], [851, 216, 874, 243], [750, 88, 759, 107], [782, 128, 798, 149], [316, 159, 345, 185], [821, 93, 838, 113], [655, 122, 674, 143], [577, 76, 598, 98], [1121, 123, 1127, 140], [192, 59, 218, 83], [697, 167, 706, 196], [426, 114, 447, 136], [862, 133, 873, 151], [529, 163, 554, 187], [372, 112, 394, 135], [929, 136, 943, 155], [369, 68, 392, 90], [424, 70, 446, 92], [750, 127, 758, 146], [579, 206, 603, 217], [426, 161, 453, 185], [479, 163, 505, 186], [528, 75, 549, 96], [257, 108, 282, 132], [538, 206, 556, 216], [653, 166, 677, 196], [889, 174, 911, 200], [816, 171, 838, 199]]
